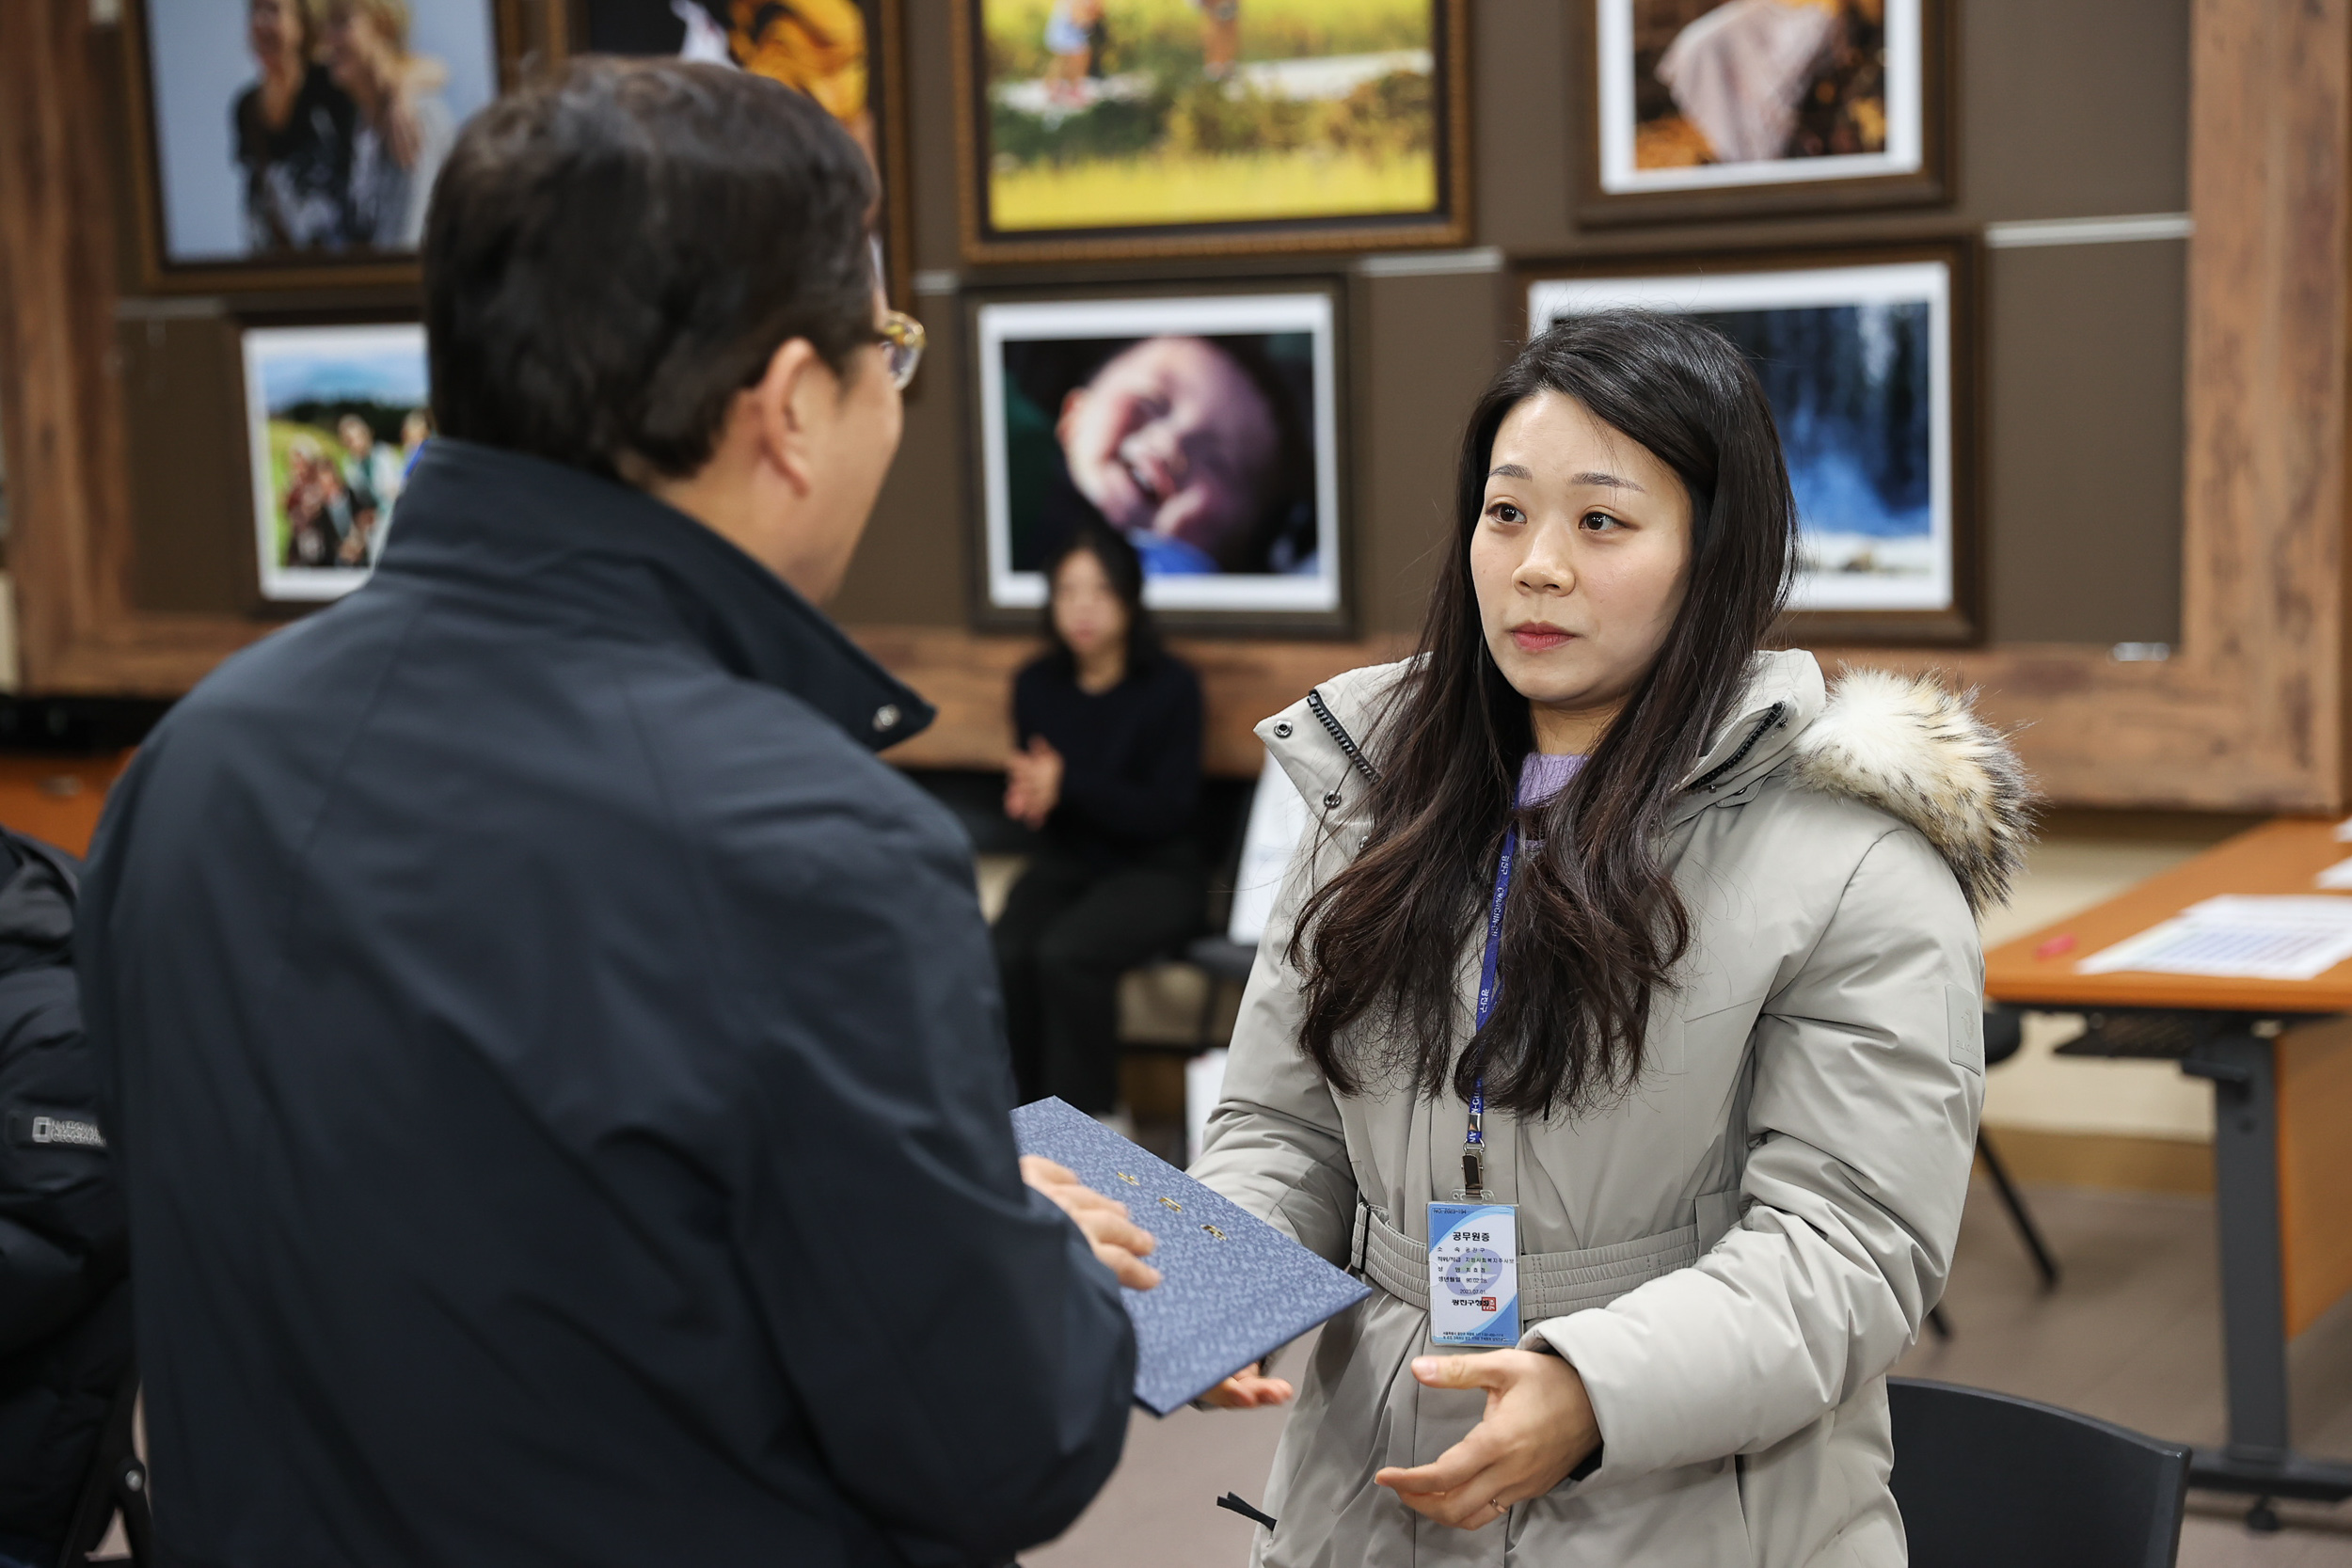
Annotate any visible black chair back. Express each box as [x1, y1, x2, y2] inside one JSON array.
[[1889, 1377, 2188, 1568]]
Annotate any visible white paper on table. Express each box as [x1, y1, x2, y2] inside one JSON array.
[[2335, 816, 2352, 842], [2078, 894, 2352, 981], [2318, 857, 2352, 890]]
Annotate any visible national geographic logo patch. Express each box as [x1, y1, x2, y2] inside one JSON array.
[[12, 1111, 104, 1149]]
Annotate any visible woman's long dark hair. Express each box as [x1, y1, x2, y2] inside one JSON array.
[[1292, 310, 1798, 1118], [1041, 519, 1162, 676]]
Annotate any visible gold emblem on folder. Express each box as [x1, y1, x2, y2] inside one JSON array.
[[1201, 1224, 1227, 1240], [1159, 1196, 1184, 1212], [1116, 1172, 1139, 1185]]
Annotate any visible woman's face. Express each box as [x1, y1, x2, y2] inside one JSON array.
[[323, 7, 392, 93], [1470, 390, 1694, 730], [249, 0, 305, 67], [1056, 337, 1278, 565], [1050, 548, 1130, 667]]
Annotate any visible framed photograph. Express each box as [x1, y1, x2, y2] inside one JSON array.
[[575, 0, 914, 307], [1576, 0, 1949, 227], [967, 283, 1349, 635], [1522, 240, 1979, 643], [123, 0, 521, 293], [953, 1, 1470, 264], [240, 321, 431, 603]]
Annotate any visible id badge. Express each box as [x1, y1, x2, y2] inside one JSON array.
[[1427, 1202, 1518, 1347]]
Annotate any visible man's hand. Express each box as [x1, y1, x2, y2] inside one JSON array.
[[1194, 1361, 1295, 1409], [1372, 1350, 1599, 1530], [1021, 1155, 1160, 1289]]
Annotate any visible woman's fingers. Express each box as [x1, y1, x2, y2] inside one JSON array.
[[1195, 1365, 1296, 1408], [1389, 1465, 1518, 1530], [1409, 1351, 1521, 1393], [1374, 1427, 1499, 1499]]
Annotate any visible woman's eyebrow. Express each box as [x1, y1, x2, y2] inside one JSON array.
[[1485, 463, 1648, 493]]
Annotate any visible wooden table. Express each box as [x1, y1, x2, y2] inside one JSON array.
[[1986, 817, 2352, 1522]]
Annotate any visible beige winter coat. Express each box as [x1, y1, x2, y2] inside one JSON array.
[[1191, 648, 2030, 1567]]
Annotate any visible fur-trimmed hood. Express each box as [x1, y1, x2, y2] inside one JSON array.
[[1788, 668, 2036, 915], [1664, 652, 2035, 915], [1260, 648, 2036, 917]]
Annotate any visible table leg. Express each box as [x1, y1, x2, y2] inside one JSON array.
[[2182, 1029, 2352, 1503]]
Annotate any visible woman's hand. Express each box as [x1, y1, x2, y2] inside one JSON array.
[[1195, 1361, 1295, 1409], [1002, 737, 1065, 830], [1020, 1155, 1161, 1289], [1373, 1350, 1599, 1530]]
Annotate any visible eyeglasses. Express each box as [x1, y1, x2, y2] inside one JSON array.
[[876, 310, 926, 390]]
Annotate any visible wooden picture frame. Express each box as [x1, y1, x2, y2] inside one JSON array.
[[952, 1, 1470, 265], [961, 277, 1353, 640], [1519, 237, 1981, 645], [569, 0, 915, 309], [234, 316, 427, 604], [1572, 0, 1952, 229], [121, 0, 530, 294]]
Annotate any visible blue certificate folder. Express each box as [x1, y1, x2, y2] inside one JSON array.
[[1012, 1097, 1371, 1416]]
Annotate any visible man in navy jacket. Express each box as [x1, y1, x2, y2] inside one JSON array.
[[77, 59, 1148, 1567]]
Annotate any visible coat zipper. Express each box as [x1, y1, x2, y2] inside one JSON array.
[[1305, 689, 1382, 785], [1688, 702, 1787, 794]]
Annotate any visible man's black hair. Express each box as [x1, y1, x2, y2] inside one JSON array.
[[423, 56, 877, 482]]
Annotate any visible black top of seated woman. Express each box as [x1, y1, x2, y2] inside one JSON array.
[[1013, 650, 1203, 868]]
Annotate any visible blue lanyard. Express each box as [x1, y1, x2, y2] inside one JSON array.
[[1464, 828, 1516, 1170]]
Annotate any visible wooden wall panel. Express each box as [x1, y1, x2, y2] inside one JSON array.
[[0, 0, 263, 693], [3, 0, 2349, 813]]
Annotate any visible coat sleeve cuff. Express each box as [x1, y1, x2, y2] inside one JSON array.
[[1524, 1307, 1676, 1486]]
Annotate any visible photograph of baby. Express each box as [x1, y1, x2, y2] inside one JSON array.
[[1595, 0, 1922, 196], [134, 0, 502, 272], [241, 323, 431, 601], [974, 291, 1343, 619], [1530, 256, 1958, 616]]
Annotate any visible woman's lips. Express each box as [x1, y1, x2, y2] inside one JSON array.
[[1509, 626, 1576, 653]]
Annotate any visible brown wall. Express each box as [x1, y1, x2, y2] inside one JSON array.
[[100, 0, 2192, 646]]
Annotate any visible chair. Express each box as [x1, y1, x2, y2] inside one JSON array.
[[1888, 1377, 2189, 1568]]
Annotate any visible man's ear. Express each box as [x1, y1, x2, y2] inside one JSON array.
[[745, 337, 827, 498]]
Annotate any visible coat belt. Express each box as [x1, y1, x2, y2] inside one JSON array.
[[1348, 1199, 1704, 1323]]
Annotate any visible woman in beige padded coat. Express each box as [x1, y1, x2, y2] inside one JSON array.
[[1190, 312, 2031, 1566]]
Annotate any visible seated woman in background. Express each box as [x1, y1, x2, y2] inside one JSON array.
[[996, 523, 1205, 1121]]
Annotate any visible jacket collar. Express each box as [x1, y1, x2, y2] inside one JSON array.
[[377, 439, 932, 752], [1254, 649, 1830, 822], [1662, 649, 1823, 824]]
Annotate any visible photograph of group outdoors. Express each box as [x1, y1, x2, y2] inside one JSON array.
[[131, 0, 503, 277], [1529, 252, 1961, 623], [963, 0, 1461, 252], [241, 323, 430, 601], [974, 291, 1342, 622], [1595, 0, 1925, 198], [582, 0, 907, 296]]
